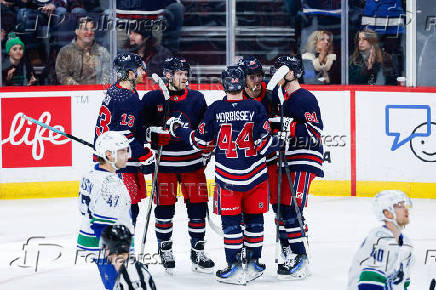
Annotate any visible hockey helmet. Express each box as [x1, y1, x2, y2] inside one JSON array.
[[163, 57, 191, 77], [238, 56, 264, 76], [94, 131, 130, 163], [271, 56, 304, 79], [101, 225, 132, 255], [221, 65, 245, 93], [113, 52, 146, 81], [373, 190, 412, 222]]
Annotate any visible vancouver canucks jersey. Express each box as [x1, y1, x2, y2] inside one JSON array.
[[77, 164, 133, 255], [348, 226, 414, 290], [142, 88, 207, 173], [176, 97, 280, 192]]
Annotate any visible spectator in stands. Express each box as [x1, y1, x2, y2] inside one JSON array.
[[2, 33, 37, 86], [116, 0, 183, 54], [360, 0, 405, 80], [349, 29, 395, 85], [53, 0, 87, 16], [55, 16, 110, 85], [127, 27, 172, 77], [301, 30, 339, 84]]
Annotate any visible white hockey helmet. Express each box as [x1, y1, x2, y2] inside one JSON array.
[[373, 190, 412, 223], [94, 131, 130, 167]]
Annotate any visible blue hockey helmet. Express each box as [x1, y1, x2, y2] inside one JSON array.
[[101, 225, 132, 255], [221, 65, 245, 93], [163, 57, 191, 77], [271, 56, 304, 79], [238, 56, 264, 76], [113, 52, 146, 81]]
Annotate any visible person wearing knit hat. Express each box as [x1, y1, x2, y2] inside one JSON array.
[[5, 33, 25, 54], [2, 32, 37, 86]]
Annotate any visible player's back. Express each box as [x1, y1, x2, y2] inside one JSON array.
[[348, 226, 414, 290], [208, 98, 270, 192]]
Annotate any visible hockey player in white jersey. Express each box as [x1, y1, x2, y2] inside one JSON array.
[[100, 225, 157, 290], [348, 190, 414, 290], [76, 131, 139, 290]]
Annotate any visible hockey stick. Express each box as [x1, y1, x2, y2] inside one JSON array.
[[19, 113, 94, 148], [274, 85, 285, 264], [140, 74, 170, 256]]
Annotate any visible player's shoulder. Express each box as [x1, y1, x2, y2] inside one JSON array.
[[294, 88, 317, 101], [366, 226, 397, 245], [142, 89, 165, 104], [187, 88, 205, 99]]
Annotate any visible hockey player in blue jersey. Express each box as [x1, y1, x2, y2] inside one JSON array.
[[167, 66, 291, 285], [94, 52, 160, 226], [268, 56, 324, 280], [141, 57, 215, 274]]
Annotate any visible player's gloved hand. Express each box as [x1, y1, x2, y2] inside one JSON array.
[[267, 65, 290, 91], [166, 117, 183, 137], [146, 126, 171, 146], [202, 151, 212, 167], [139, 145, 155, 166], [268, 116, 294, 132]]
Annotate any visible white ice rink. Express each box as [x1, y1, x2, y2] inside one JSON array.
[[1, 195, 435, 289]]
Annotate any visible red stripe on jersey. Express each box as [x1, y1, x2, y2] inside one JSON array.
[[215, 163, 266, 180], [160, 151, 203, 161], [255, 136, 269, 152], [307, 124, 320, 139], [286, 154, 323, 164], [191, 132, 211, 151]]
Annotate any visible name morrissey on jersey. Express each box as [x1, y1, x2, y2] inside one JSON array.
[[216, 110, 255, 123]]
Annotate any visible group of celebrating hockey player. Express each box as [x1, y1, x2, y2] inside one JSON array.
[[76, 51, 417, 289]]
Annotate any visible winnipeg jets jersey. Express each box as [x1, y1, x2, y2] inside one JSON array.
[[348, 226, 414, 290], [95, 83, 148, 173], [141, 88, 207, 173], [77, 164, 133, 254], [176, 97, 280, 192]]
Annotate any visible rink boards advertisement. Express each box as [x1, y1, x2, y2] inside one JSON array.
[[0, 85, 435, 199]]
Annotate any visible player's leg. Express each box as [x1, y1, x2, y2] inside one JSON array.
[[120, 171, 147, 226], [153, 172, 178, 273], [180, 168, 215, 272], [278, 171, 316, 280], [214, 186, 245, 285], [242, 180, 268, 282]]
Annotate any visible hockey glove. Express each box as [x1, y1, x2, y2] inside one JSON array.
[[166, 117, 183, 137], [139, 144, 155, 166], [146, 126, 171, 146], [267, 65, 290, 91], [202, 152, 212, 167], [268, 117, 295, 135]]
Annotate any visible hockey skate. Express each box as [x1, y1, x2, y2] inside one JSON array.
[[159, 241, 175, 275], [277, 252, 310, 280], [191, 241, 215, 274], [216, 254, 245, 285], [245, 249, 265, 282]]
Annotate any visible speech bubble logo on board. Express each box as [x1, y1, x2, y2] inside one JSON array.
[[385, 105, 431, 151]]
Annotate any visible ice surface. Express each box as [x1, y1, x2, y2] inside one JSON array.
[[1, 196, 435, 289]]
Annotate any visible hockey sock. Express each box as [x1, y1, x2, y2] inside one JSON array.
[[243, 213, 264, 260], [283, 205, 307, 255], [154, 205, 175, 244], [186, 202, 207, 247], [272, 204, 290, 247], [221, 214, 243, 264]]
